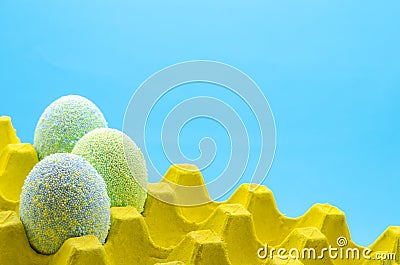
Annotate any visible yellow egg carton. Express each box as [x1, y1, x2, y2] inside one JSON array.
[[0, 116, 399, 265]]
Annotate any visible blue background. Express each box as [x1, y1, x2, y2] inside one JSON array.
[[1, 1, 399, 246]]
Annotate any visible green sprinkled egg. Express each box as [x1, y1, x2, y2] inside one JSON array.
[[72, 128, 147, 211], [34, 95, 107, 160], [19, 153, 111, 255]]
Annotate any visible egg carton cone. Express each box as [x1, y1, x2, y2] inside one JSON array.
[[0, 116, 399, 265]]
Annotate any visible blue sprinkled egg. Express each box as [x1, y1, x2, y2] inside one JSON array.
[[34, 95, 107, 160], [19, 153, 111, 255]]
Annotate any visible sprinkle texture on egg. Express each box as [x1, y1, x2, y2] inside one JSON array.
[[19, 153, 111, 255], [33, 95, 107, 160], [72, 128, 148, 211]]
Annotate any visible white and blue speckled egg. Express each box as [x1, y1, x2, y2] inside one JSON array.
[[19, 153, 111, 255], [34, 95, 107, 160]]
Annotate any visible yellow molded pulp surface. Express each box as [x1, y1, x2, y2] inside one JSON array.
[[0, 116, 399, 265], [0, 117, 38, 212]]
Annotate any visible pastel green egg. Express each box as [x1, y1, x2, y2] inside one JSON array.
[[72, 128, 148, 212]]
